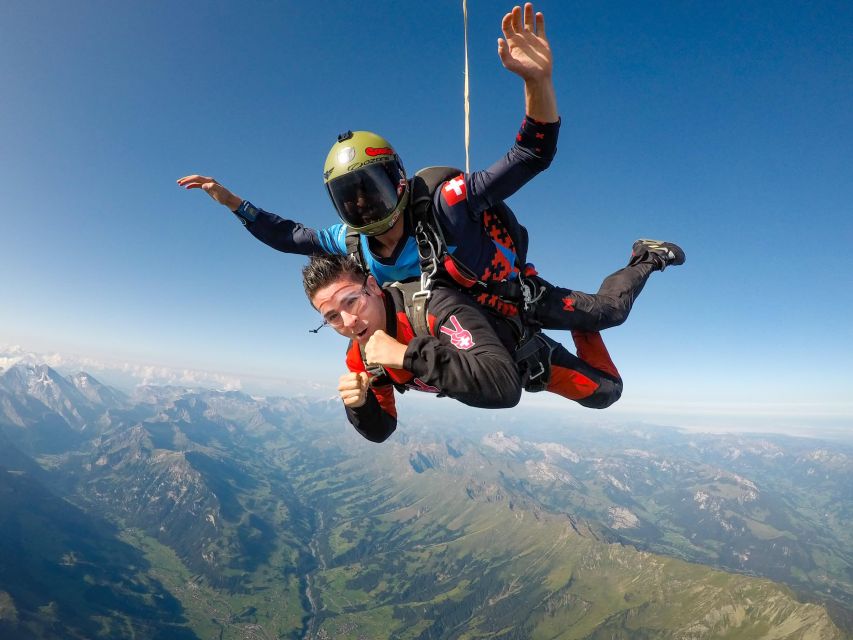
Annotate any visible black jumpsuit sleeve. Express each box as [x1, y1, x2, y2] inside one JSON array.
[[232, 201, 347, 256], [466, 116, 561, 213], [345, 387, 397, 443], [402, 289, 522, 409]]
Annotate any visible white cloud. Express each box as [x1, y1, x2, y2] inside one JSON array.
[[0, 343, 293, 394]]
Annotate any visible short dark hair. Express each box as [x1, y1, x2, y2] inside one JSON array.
[[302, 254, 366, 303]]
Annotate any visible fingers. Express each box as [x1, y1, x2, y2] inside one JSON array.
[[497, 37, 508, 63], [501, 11, 513, 39], [338, 371, 360, 390], [177, 175, 215, 190], [178, 174, 241, 208], [340, 389, 364, 407], [364, 331, 381, 364], [338, 371, 369, 391], [505, 4, 539, 36], [338, 371, 369, 407], [364, 330, 400, 368], [365, 330, 386, 354], [177, 175, 211, 185]]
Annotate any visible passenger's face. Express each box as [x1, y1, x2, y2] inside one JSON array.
[[311, 275, 385, 346]]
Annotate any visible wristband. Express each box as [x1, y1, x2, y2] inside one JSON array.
[[233, 200, 259, 225]]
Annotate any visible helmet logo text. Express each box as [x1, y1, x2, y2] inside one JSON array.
[[365, 146, 393, 157], [347, 157, 386, 171]]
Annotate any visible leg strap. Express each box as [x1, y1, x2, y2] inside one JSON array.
[[514, 332, 559, 393]]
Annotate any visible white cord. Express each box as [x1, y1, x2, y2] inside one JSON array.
[[462, 0, 470, 174]]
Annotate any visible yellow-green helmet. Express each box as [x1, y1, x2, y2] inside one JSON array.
[[323, 130, 409, 236]]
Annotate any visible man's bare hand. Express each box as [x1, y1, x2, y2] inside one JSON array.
[[497, 3, 558, 124], [364, 330, 408, 369], [177, 175, 242, 211], [339, 371, 370, 408], [498, 3, 552, 83]]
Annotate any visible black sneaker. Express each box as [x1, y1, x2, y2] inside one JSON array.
[[632, 239, 685, 271]]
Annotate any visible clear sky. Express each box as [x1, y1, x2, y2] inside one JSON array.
[[2, 1, 852, 426]]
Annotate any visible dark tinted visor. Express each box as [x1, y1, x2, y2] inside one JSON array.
[[326, 162, 400, 228]]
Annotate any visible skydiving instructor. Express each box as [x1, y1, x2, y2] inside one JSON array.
[[178, 3, 683, 338]]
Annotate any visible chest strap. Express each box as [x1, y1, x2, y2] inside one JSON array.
[[388, 280, 431, 338]]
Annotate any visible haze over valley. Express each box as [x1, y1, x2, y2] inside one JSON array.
[[0, 361, 850, 639]]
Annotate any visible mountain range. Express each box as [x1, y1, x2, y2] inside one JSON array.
[[0, 362, 849, 639]]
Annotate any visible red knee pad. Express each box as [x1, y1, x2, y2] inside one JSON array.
[[571, 330, 620, 380]]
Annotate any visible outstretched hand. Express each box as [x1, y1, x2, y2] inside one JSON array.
[[497, 3, 552, 83], [177, 175, 242, 211]]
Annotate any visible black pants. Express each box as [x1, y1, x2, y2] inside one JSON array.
[[529, 254, 658, 332]]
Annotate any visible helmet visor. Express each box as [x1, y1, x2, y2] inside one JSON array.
[[326, 162, 402, 229]]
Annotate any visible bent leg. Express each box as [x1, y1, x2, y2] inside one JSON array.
[[546, 330, 623, 409], [528, 255, 658, 332]]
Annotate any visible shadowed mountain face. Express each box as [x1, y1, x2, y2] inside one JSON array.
[[0, 467, 198, 640], [0, 362, 849, 639]]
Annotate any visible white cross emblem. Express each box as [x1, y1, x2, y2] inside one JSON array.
[[444, 177, 465, 196]]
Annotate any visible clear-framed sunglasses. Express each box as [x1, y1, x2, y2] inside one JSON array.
[[309, 275, 371, 333]]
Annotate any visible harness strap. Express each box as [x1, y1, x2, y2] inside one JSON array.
[[388, 281, 431, 338], [442, 255, 478, 288], [485, 279, 522, 301], [514, 332, 558, 393], [358, 342, 391, 388], [345, 227, 367, 272]]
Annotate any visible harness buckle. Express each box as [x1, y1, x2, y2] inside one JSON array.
[[520, 276, 545, 313], [514, 332, 558, 393], [413, 277, 432, 302], [526, 358, 546, 381], [521, 279, 535, 311], [366, 364, 386, 381]]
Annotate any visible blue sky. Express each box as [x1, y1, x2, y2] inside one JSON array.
[[1, 1, 851, 426]]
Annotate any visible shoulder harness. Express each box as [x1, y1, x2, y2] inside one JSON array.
[[348, 167, 556, 393]]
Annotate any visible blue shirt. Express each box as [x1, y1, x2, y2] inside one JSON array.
[[237, 116, 559, 286]]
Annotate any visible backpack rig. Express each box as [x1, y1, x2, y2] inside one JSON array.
[[347, 167, 558, 393]]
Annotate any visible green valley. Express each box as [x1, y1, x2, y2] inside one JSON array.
[[0, 363, 849, 638]]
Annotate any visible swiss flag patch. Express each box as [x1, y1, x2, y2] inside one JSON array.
[[441, 174, 467, 206]]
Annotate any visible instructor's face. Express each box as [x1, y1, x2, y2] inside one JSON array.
[[311, 275, 385, 346]]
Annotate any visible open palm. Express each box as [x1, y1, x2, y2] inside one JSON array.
[[498, 3, 552, 82]]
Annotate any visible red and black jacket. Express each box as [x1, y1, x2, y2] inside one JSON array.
[[344, 286, 522, 443]]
